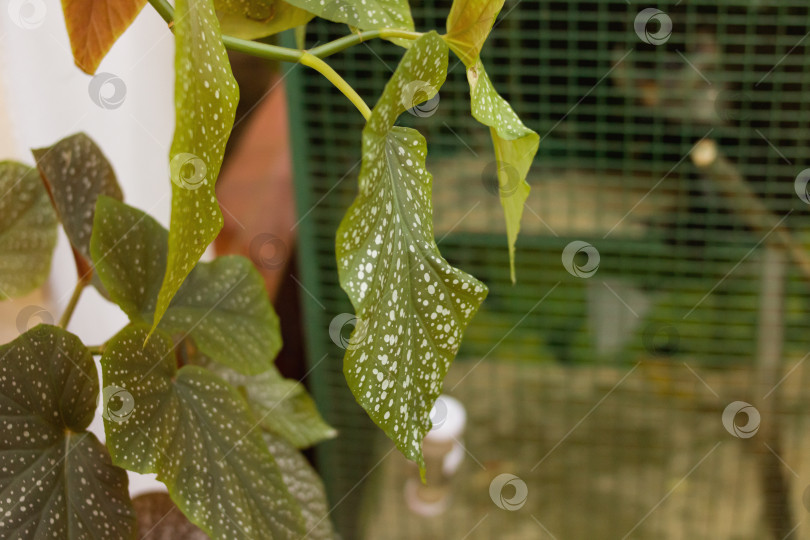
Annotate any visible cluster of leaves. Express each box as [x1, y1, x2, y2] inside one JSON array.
[[0, 134, 334, 538], [0, 0, 537, 537]]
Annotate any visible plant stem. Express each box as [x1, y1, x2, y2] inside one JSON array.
[[308, 29, 423, 58], [59, 276, 89, 329], [146, 0, 372, 120], [87, 345, 106, 356], [300, 53, 371, 120]]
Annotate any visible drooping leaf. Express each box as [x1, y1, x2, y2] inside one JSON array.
[[61, 0, 148, 74], [263, 433, 335, 539], [336, 32, 488, 474], [91, 196, 281, 374], [0, 325, 135, 539], [101, 325, 305, 539], [444, 0, 504, 67], [444, 1, 539, 282], [215, 0, 314, 40], [153, 0, 240, 334], [32, 132, 124, 281], [284, 0, 413, 38], [209, 361, 336, 448], [0, 162, 57, 299], [467, 59, 539, 283]]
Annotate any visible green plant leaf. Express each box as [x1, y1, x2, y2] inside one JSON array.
[[215, 0, 314, 40], [283, 0, 413, 37], [263, 433, 335, 539], [444, 0, 504, 67], [32, 132, 124, 281], [91, 196, 281, 374], [61, 0, 148, 74], [467, 59, 539, 283], [101, 325, 305, 539], [154, 0, 240, 335], [209, 362, 336, 448], [444, 1, 539, 282], [0, 324, 135, 539], [0, 162, 57, 299], [336, 32, 487, 474]]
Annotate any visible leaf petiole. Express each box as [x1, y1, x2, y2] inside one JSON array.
[[58, 274, 90, 329]]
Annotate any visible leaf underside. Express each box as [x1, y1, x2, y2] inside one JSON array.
[[101, 325, 305, 539], [214, 0, 315, 40], [61, 0, 148, 74], [91, 196, 282, 375], [0, 325, 135, 539], [336, 32, 487, 475], [445, 0, 539, 282], [153, 0, 240, 334]]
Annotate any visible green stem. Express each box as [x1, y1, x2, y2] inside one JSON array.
[[146, 0, 373, 119], [59, 277, 89, 329], [308, 29, 423, 58], [87, 345, 106, 356]]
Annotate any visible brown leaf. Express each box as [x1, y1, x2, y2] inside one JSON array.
[[61, 0, 148, 74]]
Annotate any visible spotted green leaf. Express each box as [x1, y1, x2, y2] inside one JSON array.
[[264, 433, 335, 539], [32, 132, 124, 283], [154, 0, 240, 335], [215, 0, 314, 40], [209, 362, 336, 448], [444, 0, 504, 67], [444, 1, 539, 282], [336, 32, 488, 474], [101, 325, 305, 539], [283, 0, 413, 38], [0, 162, 57, 299], [0, 325, 135, 539], [91, 196, 281, 374]]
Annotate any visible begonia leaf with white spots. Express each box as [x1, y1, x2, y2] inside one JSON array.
[[263, 433, 335, 539], [208, 361, 336, 449], [0, 162, 57, 299], [336, 32, 487, 474], [444, 1, 539, 282], [32, 133, 124, 267], [214, 0, 314, 40], [101, 325, 305, 539], [91, 196, 281, 374], [0, 325, 135, 539], [284, 0, 413, 41], [153, 0, 240, 335]]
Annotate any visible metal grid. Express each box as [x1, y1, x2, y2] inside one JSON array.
[[286, 2, 810, 538]]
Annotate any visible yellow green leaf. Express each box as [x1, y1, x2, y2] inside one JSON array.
[[152, 0, 240, 334], [444, 0, 504, 67], [214, 0, 314, 40]]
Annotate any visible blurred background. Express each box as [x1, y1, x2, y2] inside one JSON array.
[[289, 1, 810, 539], [3, 0, 810, 539]]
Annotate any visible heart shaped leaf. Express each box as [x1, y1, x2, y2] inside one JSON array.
[[0, 325, 135, 539], [61, 0, 148, 74], [284, 0, 413, 36], [209, 362, 336, 449], [153, 0, 240, 334], [336, 32, 487, 474], [215, 0, 314, 40], [445, 0, 539, 282], [101, 325, 305, 539], [264, 433, 335, 539], [32, 132, 124, 282], [91, 196, 281, 374], [0, 161, 57, 299]]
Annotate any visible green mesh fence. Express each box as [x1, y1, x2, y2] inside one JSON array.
[[286, 2, 810, 538]]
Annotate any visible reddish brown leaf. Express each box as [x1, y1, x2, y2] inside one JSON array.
[[61, 0, 148, 74]]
